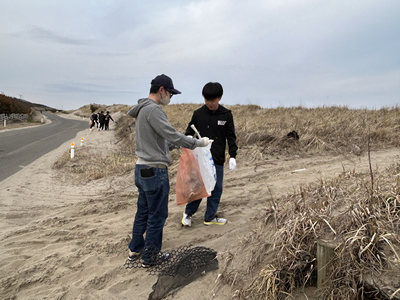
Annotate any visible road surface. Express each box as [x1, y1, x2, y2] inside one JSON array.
[[0, 113, 88, 182]]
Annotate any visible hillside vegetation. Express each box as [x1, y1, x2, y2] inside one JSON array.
[[115, 104, 400, 160], [0, 94, 56, 114]]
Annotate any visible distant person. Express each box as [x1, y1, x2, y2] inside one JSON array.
[[90, 112, 98, 130], [104, 111, 114, 130], [126, 74, 212, 267], [181, 82, 238, 227], [98, 111, 105, 131]]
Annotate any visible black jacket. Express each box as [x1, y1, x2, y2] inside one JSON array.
[[105, 114, 114, 122], [99, 113, 105, 123], [185, 105, 237, 165]]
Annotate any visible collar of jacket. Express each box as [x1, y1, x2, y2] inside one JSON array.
[[203, 104, 230, 115]]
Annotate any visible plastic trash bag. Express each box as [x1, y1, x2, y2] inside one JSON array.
[[191, 143, 216, 195], [176, 148, 209, 206]]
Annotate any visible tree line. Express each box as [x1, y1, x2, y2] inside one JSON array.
[[0, 95, 31, 114], [0, 94, 54, 114]]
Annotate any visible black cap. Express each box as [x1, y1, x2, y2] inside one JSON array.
[[151, 74, 181, 94]]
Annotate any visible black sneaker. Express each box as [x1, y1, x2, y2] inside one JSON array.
[[141, 252, 170, 268]]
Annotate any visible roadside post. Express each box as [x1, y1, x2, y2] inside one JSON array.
[[71, 143, 75, 159], [80, 137, 84, 146]]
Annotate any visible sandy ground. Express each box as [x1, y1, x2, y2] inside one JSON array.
[[0, 113, 399, 300]]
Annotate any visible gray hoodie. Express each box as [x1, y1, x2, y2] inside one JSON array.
[[128, 98, 201, 165]]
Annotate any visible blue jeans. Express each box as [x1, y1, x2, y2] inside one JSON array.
[[128, 165, 169, 261], [185, 164, 224, 221]]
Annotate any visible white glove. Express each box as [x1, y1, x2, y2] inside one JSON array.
[[229, 157, 236, 171], [197, 137, 212, 147]]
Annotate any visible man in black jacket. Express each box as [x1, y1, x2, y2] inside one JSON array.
[[182, 82, 238, 226], [90, 112, 98, 130], [104, 111, 114, 130], [98, 111, 105, 131]]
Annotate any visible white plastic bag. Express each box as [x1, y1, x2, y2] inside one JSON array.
[[191, 143, 216, 195]]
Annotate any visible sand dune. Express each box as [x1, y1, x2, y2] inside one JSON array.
[[1, 113, 398, 299]]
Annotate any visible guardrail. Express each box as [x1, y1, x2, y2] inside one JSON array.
[[0, 113, 29, 121]]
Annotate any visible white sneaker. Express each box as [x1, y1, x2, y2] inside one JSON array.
[[181, 213, 192, 227], [128, 250, 142, 261], [204, 216, 227, 225]]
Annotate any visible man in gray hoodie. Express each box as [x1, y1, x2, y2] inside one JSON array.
[[127, 74, 211, 267]]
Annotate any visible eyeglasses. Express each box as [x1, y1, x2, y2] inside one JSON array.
[[166, 88, 173, 98]]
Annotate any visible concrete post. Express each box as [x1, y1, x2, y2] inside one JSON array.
[[317, 240, 336, 289]]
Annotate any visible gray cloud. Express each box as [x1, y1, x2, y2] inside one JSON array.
[[12, 26, 92, 45], [44, 81, 134, 94]]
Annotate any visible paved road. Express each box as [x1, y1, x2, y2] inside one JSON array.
[[0, 113, 88, 182]]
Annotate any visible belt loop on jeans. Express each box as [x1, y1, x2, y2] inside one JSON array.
[[146, 164, 168, 169]]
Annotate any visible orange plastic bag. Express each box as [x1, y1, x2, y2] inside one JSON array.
[[176, 148, 209, 206]]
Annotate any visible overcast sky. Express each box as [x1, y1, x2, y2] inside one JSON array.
[[1, 0, 399, 110]]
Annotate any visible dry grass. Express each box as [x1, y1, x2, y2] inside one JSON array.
[[67, 104, 132, 119], [53, 146, 135, 184], [228, 105, 400, 158], [114, 103, 400, 165], [216, 160, 400, 299]]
